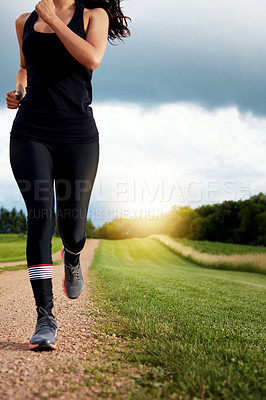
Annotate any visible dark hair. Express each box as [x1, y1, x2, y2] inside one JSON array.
[[77, 0, 131, 44]]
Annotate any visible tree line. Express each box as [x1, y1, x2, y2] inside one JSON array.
[[1, 192, 266, 245], [95, 192, 266, 245], [0, 206, 98, 239]]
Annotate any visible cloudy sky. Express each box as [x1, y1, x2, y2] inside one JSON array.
[[1, 0, 266, 226]]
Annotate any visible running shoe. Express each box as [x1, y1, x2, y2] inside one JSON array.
[[29, 307, 57, 351], [61, 246, 84, 299]]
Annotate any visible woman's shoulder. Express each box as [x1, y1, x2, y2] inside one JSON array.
[[15, 12, 32, 31], [83, 7, 109, 33], [15, 12, 32, 25], [83, 7, 108, 18]]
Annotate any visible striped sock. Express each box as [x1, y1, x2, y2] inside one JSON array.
[[28, 264, 53, 281]]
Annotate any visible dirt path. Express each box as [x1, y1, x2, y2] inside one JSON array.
[[0, 239, 145, 400], [0, 239, 100, 399]]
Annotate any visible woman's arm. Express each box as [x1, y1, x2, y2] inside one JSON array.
[[6, 13, 28, 109], [14, 14, 28, 98], [35, 0, 109, 71]]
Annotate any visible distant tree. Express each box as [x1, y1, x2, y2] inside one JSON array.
[[197, 204, 217, 218], [212, 200, 241, 243], [167, 206, 198, 238], [96, 217, 134, 239], [250, 192, 266, 205], [10, 207, 19, 233], [0, 207, 10, 233], [256, 211, 266, 246], [236, 201, 261, 245], [0, 207, 27, 234], [104, 218, 128, 240], [17, 210, 27, 233], [186, 216, 206, 240], [85, 218, 97, 238]]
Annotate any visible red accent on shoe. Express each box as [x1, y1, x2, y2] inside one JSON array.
[[61, 246, 64, 259], [29, 342, 57, 350], [29, 343, 39, 349], [62, 276, 70, 299]]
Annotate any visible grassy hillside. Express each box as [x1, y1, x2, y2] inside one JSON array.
[[89, 237, 266, 399], [175, 237, 266, 255], [150, 235, 266, 274]]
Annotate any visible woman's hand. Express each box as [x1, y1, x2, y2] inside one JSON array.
[[6, 90, 23, 109], [35, 0, 57, 24]]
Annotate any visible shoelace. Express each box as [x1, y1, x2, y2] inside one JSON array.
[[35, 316, 57, 334], [35, 308, 57, 334], [66, 265, 81, 281], [64, 248, 81, 281]]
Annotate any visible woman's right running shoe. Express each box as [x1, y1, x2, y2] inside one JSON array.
[[61, 246, 84, 299]]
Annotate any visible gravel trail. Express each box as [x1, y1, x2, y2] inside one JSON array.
[[0, 239, 106, 399]]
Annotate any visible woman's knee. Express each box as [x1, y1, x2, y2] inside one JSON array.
[[57, 218, 86, 253], [63, 234, 86, 254]]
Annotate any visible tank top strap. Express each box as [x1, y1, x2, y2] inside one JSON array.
[[69, 1, 86, 35], [23, 10, 37, 37]]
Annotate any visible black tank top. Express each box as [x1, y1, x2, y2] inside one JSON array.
[[10, 1, 99, 144]]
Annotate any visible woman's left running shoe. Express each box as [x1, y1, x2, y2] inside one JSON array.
[[29, 307, 57, 351]]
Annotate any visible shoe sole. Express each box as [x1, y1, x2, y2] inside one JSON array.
[[29, 341, 57, 351]]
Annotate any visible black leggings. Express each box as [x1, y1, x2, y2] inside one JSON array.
[[9, 137, 99, 268]]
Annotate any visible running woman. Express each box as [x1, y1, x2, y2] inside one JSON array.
[[6, 0, 130, 351]]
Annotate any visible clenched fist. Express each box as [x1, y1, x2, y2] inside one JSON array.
[[35, 0, 56, 24], [6, 90, 23, 109]]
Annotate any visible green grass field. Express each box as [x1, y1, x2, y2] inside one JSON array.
[[89, 238, 266, 399], [0, 234, 62, 262], [175, 238, 266, 255]]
